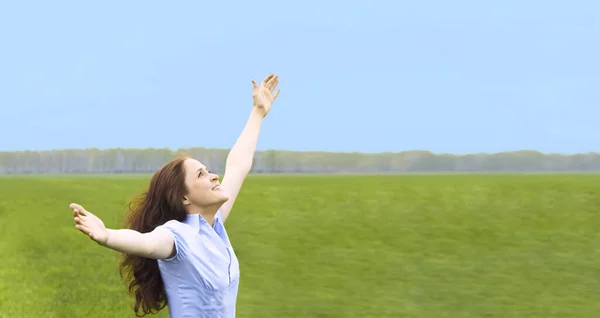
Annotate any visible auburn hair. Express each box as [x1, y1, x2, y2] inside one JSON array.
[[118, 155, 190, 316]]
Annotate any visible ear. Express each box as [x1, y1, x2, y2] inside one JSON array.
[[182, 195, 190, 206]]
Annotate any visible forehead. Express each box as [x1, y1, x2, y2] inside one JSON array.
[[183, 158, 206, 173]]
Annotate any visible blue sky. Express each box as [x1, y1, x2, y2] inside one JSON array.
[[1, 0, 598, 154]]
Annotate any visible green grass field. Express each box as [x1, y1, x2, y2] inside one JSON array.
[[1, 174, 599, 317]]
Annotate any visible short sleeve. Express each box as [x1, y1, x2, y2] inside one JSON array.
[[155, 220, 190, 262]]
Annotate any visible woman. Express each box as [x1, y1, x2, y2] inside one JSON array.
[[70, 74, 280, 318]]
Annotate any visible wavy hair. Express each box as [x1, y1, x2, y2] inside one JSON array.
[[118, 155, 190, 316]]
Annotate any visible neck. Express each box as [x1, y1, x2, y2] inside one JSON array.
[[186, 204, 220, 226]]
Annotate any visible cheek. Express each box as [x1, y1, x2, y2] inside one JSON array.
[[188, 178, 205, 190], [189, 180, 213, 199]]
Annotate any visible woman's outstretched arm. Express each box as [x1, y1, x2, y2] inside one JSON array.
[[219, 74, 280, 222], [70, 203, 175, 259]]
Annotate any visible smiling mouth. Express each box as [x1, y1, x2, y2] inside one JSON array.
[[212, 185, 221, 191]]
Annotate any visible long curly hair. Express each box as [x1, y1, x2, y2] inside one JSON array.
[[118, 155, 190, 316]]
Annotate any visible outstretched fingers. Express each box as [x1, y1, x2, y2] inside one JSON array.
[[253, 73, 280, 99], [70, 203, 87, 216], [265, 74, 278, 92], [262, 74, 275, 86], [75, 223, 90, 234], [74, 214, 87, 227], [72, 203, 89, 229]]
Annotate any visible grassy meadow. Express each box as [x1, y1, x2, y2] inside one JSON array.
[[0, 173, 599, 317]]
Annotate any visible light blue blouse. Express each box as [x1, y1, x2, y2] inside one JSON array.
[[156, 210, 240, 318]]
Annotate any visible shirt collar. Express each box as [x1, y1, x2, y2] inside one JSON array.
[[182, 211, 221, 230]]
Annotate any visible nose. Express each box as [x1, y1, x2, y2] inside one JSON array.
[[210, 173, 219, 181]]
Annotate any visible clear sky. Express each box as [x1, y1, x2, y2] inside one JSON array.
[[1, 0, 598, 154]]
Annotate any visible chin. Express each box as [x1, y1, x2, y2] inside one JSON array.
[[215, 192, 230, 202]]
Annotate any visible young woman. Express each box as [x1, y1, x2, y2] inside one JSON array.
[[70, 74, 280, 317]]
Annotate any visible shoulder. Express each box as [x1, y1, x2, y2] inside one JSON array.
[[157, 219, 185, 230], [154, 220, 195, 262], [155, 219, 198, 240]]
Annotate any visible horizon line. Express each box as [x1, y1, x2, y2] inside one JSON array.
[[1, 147, 598, 156]]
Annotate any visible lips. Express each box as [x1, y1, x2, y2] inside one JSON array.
[[212, 185, 221, 191]]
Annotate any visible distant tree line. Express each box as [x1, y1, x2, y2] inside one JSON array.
[[1, 148, 599, 174]]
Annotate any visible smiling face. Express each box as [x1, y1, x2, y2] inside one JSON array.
[[181, 158, 229, 211]]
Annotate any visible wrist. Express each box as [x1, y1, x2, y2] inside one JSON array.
[[101, 229, 112, 247], [251, 105, 267, 118]]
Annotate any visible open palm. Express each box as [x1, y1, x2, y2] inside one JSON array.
[[70, 203, 109, 245], [252, 74, 280, 117]]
